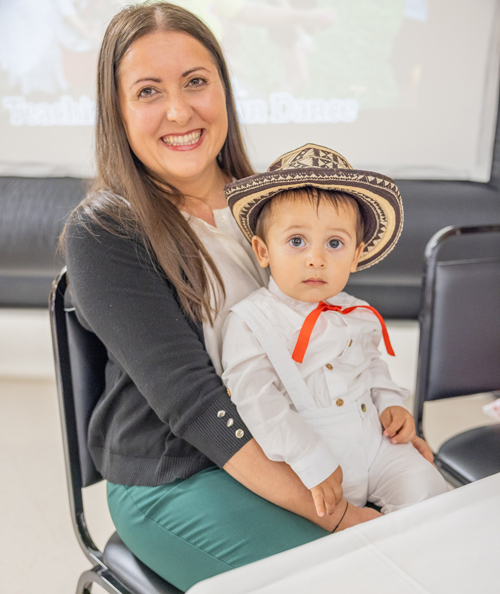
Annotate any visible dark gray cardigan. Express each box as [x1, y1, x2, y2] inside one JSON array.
[[65, 216, 252, 486]]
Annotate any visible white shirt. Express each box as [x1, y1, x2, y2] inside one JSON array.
[[184, 206, 269, 375], [221, 278, 408, 489]]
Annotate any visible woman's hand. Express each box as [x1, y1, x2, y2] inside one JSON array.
[[224, 439, 345, 532], [411, 435, 435, 465], [309, 465, 343, 517], [379, 406, 416, 444], [224, 439, 383, 532]]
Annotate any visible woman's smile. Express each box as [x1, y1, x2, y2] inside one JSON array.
[[160, 128, 204, 149]]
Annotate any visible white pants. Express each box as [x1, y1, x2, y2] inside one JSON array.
[[302, 396, 448, 514], [366, 437, 449, 513]]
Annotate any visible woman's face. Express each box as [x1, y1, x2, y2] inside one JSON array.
[[118, 30, 228, 188]]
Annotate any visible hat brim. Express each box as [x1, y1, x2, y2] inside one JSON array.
[[225, 167, 403, 271]]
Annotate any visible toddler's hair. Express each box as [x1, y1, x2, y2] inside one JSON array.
[[254, 187, 366, 246]]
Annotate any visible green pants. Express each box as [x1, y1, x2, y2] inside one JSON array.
[[107, 466, 328, 592]]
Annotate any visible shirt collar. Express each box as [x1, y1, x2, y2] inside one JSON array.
[[182, 206, 234, 237]]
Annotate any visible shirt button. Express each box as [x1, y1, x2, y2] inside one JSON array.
[[235, 429, 244, 438], [217, 410, 226, 418], [227, 388, 232, 397], [325, 363, 333, 370], [336, 399, 344, 407], [349, 339, 353, 347], [361, 404, 367, 412], [227, 418, 234, 427]]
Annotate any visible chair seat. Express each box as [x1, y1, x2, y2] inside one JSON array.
[[103, 532, 182, 594], [437, 424, 500, 484]]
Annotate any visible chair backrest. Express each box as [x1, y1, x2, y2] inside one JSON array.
[[414, 225, 500, 433], [67, 309, 108, 486], [50, 268, 108, 563]]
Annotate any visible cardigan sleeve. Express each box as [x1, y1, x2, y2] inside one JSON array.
[[64, 215, 252, 468]]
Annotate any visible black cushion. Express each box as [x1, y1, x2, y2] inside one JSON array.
[[438, 424, 500, 483], [103, 532, 182, 594], [0, 176, 84, 306]]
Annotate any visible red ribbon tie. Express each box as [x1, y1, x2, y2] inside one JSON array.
[[292, 301, 395, 363]]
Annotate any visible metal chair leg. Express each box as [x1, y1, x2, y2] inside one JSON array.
[[76, 567, 134, 594], [77, 569, 98, 594]]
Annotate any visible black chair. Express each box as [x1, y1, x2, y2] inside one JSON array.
[[50, 268, 182, 594], [414, 225, 500, 487]]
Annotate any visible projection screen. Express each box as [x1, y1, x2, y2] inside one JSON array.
[[0, 0, 499, 181]]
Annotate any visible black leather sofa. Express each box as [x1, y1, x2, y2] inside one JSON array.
[[1, 107, 499, 317]]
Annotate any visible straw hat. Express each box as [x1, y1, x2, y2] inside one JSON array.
[[225, 143, 403, 270]]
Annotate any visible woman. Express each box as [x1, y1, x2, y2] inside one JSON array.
[[63, 3, 432, 591]]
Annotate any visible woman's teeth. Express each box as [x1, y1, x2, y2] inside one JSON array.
[[162, 130, 202, 146]]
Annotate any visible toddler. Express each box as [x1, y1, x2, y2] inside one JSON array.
[[222, 143, 447, 525]]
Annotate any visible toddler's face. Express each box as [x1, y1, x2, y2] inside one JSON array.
[[252, 197, 364, 303]]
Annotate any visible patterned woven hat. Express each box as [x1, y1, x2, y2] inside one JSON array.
[[225, 143, 403, 271]]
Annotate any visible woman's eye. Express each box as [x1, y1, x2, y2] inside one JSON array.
[[188, 77, 206, 88], [138, 87, 156, 98], [289, 237, 305, 248], [328, 239, 343, 249]]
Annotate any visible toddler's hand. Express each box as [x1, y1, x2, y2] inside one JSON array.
[[310, 465, 343, 517], [380, 406, 416, 444]]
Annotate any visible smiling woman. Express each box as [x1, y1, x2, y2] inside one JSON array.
[[59, 3, 384, 592], [118, 30, 229, 199], [82, 3, 254, 326]]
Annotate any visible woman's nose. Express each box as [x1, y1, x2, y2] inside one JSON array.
[[165, 93, 192, 126]]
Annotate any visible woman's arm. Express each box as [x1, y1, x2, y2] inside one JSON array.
[[224, 439, 381, 530]]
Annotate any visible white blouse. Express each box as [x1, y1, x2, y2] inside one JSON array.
[[184, 206, 269, 375]]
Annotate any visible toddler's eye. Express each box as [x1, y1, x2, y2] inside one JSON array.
[[328, 239, 343, 249], [289, 237, 305, 248]]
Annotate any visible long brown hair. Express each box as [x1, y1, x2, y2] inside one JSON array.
[[63, 2, 254, 324]]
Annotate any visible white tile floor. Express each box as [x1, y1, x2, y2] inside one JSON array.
[[0, 309, 497, 594]]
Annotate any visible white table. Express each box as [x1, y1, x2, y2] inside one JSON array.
[[188, 473, 500, 594]]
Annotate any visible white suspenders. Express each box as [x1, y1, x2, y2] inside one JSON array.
[[230, 300, 315, 413]]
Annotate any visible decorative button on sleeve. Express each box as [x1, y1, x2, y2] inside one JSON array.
[[226, 418, 234, 427], [217, 410, 226, 418], [235, 429, 244, 438]]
